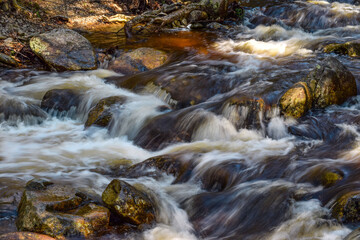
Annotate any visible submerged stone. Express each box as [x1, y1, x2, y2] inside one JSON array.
[[102, 179, 155, 225], [108, 48, 168, 75], [125, 155, 195, 183], [16, 180, 110, 238], [324, 40, 360, 57], [85, 96, 126, 128], [30, 29, 97, 71], [41, 89, 80, 113]]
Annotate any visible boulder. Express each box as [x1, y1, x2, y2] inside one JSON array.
[[41, 89, 80, 113], [306, 57, 356, 109], [324, 40, 360, 57], [331, 192, 360, 223], [102, 179, 155, 225], [108, 48, 168, 75], [16, 180, 110, 239], [85, 96, 126, 128], [279, 57, 356, 118], [279, 82, 312, 118], [0, 232, 56, 240], [30, 29, 97, 71]]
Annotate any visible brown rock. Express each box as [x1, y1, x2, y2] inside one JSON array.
[[108, 48, 168, 75], [16, 180, 110, 239]]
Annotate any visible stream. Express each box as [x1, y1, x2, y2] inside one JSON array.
[[1, 0, 360, 239]]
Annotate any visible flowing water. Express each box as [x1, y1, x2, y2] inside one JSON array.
[[1, 0, 360, 239]]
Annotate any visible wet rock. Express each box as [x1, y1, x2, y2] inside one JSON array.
[[200, 161, 246, 191], [102, 179, 155, 225], [16, 180, 110, 238], [331, 192, 360, 223], [29, 29, 97, 71], [279, 57, 356, 118], [0, 53, 17, 67], [133, 107, 198, 150], [298, 166, 343, 188], [183, 183, 294, 239], [134, 94, 266, 150], [188, 10, 208, 23], [0, 96, 47, 123], [220, 95, 265, 130], [321, 171, 343, 188], [41, 89, 80, 113], [324, 40, 360, 57], [0, 232, 56, 240], [125, 155, 195, 183], [85, 96, 126, 128], [305, 57, 357, 109], [279, 82, 312, 118], [25, 178, 54, 191], [108, 48, 168, 75]]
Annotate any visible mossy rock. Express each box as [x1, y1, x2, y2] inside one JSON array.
[[305, 57, 356, 109], [321, 171, 343, 188], [279, 82, 312, 118], [279, 57, 356, 118], [324, 41, 360, 57], [85, 96, 126, 128], [16, 179, 110, 238], [102, 179, 155, 225], [30, 29, 97, 71], [108, 48, 168, 75], [331, 191, 360, 223]]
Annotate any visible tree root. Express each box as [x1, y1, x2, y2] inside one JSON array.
[[122, 3, 203, 38]]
